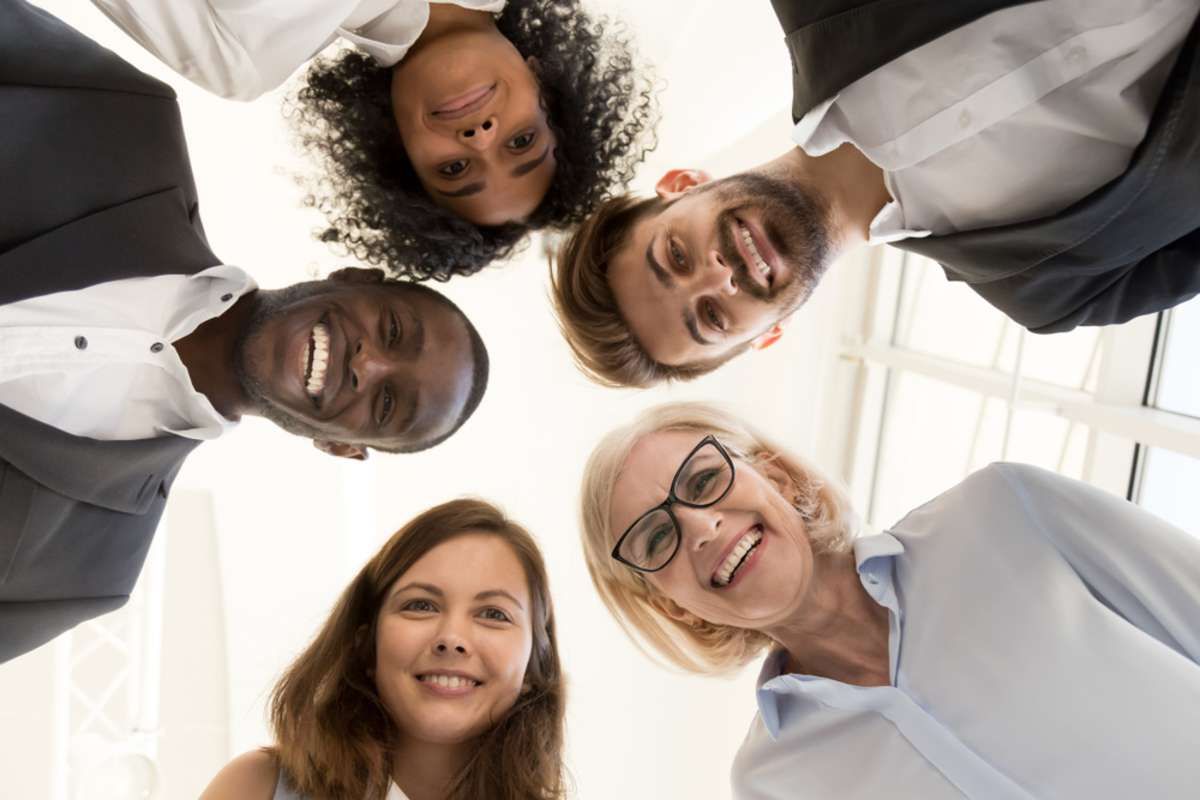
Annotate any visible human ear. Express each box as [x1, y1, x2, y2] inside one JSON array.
[[655, 169, 712, 200], [750, 323, 785, 351], [314, 439, 369, 461], [328, 266, 386, 285], [754, 454, 798, 499]]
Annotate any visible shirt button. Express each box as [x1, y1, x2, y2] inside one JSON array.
[[150, 342, 164, 353], [957, 109, 972, 129], [74, 336, 88, 350], [865, 574, 879, 586], [220, 293, 233, 302]]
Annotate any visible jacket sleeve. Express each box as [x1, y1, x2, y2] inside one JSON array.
[[993, 227, 1200, 334], [993, 462, 1200, 665], [89, 0, 364, 100], [0, 596, 129, 665]]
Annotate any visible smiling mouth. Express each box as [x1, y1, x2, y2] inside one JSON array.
[[303, 318, 331, 405], [736, 220, 774, 289], [432, 84, 496, 120], [712, 526, 763, 588], [417, 673, 482, 689]]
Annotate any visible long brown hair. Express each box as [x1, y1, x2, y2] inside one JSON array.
[[269, 499, 566, 799]]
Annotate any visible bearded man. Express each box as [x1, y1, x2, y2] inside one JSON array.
[[553, 0, 1200, 387]]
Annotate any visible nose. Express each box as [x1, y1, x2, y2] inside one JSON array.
[[434, 638, 469, 656], [703, 251, 738, 296], [349, 338, 393, 392], [457, 116, 498, 151], [674, 505, 721, 552], [433, 622, 470, 656]]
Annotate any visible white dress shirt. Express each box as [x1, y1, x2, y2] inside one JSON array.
[[732, 463, 1200, 799], [793, 0, 1200, 243], [90, 0, 507, 101], [0, 265, 255, 442]]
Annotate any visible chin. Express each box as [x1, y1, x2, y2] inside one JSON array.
[[410, 714, 491, 746]]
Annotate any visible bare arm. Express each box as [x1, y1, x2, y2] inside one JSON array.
[[199, 749, 280, 800], [88, 0, 363, 99]]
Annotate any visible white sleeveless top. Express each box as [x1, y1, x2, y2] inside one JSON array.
[[273, 771, 410, 800]]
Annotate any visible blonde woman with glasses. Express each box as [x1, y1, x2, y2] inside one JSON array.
[[579, 402, 1200, 799]]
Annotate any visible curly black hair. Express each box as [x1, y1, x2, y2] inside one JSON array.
[[287, 0, 658, 282]]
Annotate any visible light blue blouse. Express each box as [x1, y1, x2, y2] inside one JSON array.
[[732, 463, 1200, 799]]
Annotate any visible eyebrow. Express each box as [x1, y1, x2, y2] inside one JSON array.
[[411, 313, 426, 357], [435, 182, 485, 198], [476, 589, 525, 611], [645, 235, 674, 289], [394, 314, 425, 436], [432, 146, 552, 199], [685, 311, 711, 346], [391, 582, 525, 611], [510, 145, 551, 178], [394, 389, 420, 437], [648, 234, 711, 347], [394, 582, 442, 598]]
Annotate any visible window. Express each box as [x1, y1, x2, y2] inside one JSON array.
[[827, 248, 1200, 534]]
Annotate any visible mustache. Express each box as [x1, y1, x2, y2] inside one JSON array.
[[716, 210, 773, 301]]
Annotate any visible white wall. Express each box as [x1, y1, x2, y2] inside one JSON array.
[[1, 2, 860, 797]]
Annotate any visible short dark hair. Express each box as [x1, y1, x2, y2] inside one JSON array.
[[289, 0, 658, 281], [550, 194, 748, 389], [375, 281, 489, 454]]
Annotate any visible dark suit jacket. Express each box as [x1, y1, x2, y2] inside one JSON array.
[[0, 0, 221, 663], [771, 0, 1200, 332]]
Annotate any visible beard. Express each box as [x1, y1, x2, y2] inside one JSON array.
[[232, 279, 337, 442], [702, 172, 832, 313]]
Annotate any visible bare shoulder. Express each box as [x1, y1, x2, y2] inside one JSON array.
[[199, 749, 279, 800]]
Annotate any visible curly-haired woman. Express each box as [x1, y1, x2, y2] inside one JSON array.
[[199, 499, 565, 800], [92, 0, 658, 279]]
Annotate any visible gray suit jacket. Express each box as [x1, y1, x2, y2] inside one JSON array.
[[0, 0, 221, 663], [771, 0, 1200, 333]]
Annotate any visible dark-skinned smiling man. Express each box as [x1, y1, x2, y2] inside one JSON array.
[[0, 0, 488, 663]]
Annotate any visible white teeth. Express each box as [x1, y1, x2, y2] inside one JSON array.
[[419, 674, 479, 689], [304, 322, 330, 397], [713, 527, 764, 587], [739, 224, 772, 282]]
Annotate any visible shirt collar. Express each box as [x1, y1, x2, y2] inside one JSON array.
[[793, 99, 930, 246], [190, 263, 256, 291], [854, 529, 905, 569], [163, 264, 256, 440], [791, 95, 841, 155], [753, 532, 906, 739]]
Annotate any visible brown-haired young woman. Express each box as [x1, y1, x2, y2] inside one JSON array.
[[200, 498, 565, 800]]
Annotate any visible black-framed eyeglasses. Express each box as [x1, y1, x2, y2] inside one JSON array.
[[611, 435, 736, 573]]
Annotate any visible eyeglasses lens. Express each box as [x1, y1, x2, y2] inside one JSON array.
[[619, 443, 733, 571], [672, 443, 732, 506]]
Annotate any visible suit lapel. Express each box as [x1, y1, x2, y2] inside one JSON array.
[[773, 0, 1041, 122], [0, 402, 200, 516], [0, 186, 217, 513], [0, 187, 219, 305]]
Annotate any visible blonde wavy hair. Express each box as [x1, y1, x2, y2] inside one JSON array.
[[580, 402, 857, 674]]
